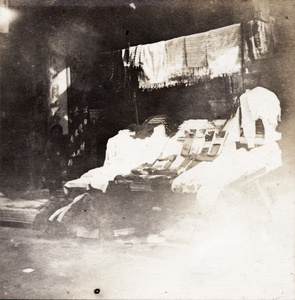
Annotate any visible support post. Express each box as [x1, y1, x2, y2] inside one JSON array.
[[133, 90, 139, 125], [240, 22, 246, 93]]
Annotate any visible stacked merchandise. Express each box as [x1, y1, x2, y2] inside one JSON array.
[[64, 117, 171, 194], [0, 193, 48, 226], [171, 87, 282, 204], [63, 87, 282, 199], [114, 119, 229, 191]]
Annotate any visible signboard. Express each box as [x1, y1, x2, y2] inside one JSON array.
[[47, 55, 70, 134]]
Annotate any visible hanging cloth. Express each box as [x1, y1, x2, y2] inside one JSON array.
[[100, 50, 125, 89], [184, 32, 210, 83], [206, 23, 242, 78], [240, 86, 281, 148], [122, 48, 130, 67], [138, 41, 168, 90], [245, 20, 274, 60], [185, 32, 207, 68], [129, 45, 142, 68], [165, 36, 186, 87]]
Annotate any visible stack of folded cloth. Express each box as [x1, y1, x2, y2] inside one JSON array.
[[114, 120, 229, 187], [130, 127, 228, 177]]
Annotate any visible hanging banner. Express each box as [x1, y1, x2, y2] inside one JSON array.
[[47, 55, 70, 134]]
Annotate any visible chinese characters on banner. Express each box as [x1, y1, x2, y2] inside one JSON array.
[[47, 55, 71, 134]]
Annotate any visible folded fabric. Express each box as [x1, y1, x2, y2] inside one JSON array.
[[171, 141, 282, 195], [206, 23, 242, 78], [131, 163, 153, 175], [151, 158, 174, 171], [169, 155, 187, 170], [194, 148, 216, 162], [189, 136, 205, 155], [64, 125, 169, 193], [175, 119, 208, 138], [158, 155, 177, 162], [207, 144, 221, 156], [181, 137, 194, 157]]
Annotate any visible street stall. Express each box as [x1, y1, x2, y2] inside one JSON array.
[[63, 87, 281, 198], [47, 19, 282, 239]]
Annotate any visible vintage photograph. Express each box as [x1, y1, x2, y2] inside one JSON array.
[[0, 0, 294, 299]]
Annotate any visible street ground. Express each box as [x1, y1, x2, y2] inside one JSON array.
[[1, 164, 294, 299], [0, 116, 295, 299]]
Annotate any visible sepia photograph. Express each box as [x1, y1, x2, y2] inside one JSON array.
[[0, 0, 294, 299]]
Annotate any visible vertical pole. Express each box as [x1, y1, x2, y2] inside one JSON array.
[[133, 90, 139, 125], [240, 22, 246, 93]]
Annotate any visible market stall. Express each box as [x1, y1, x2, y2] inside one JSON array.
[[48, 19, 281, 234], [64, 86, 281, 197]]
